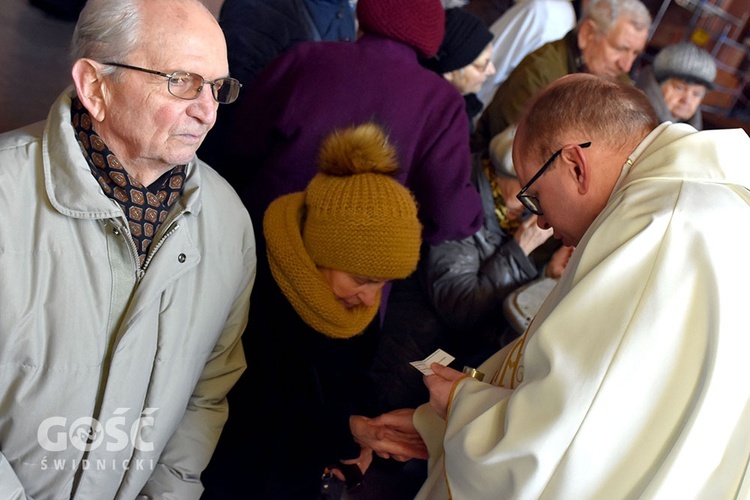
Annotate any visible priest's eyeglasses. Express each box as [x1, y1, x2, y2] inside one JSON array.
[[103, 62, 242, 104], [517, 142, 591, 215]]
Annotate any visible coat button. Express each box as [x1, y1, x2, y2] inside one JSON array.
[[178, 253, 187, 263], [113, 227, 120, 236]]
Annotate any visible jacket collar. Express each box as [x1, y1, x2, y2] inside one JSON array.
[[43, 88, 203, 220]]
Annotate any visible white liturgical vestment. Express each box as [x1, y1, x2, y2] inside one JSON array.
[[415, 123, 750, 499]]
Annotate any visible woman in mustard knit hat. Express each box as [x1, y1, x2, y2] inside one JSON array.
[[202, 123, 426, 499]]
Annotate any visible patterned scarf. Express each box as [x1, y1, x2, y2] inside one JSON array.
[[263, 192, 379, 339], [71, 98, 186, 267]]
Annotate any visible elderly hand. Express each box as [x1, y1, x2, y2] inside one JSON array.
[[495, 175, 525, 215], [350, 410, 428, 461], [513, 214, 553, 255], [333, 445, 373, 482], [424, 363, 467, 420]]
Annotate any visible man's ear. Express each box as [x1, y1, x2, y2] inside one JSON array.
[[577, 19, 597, 51], [71, 58, 108, 123], [561, 144, 590, 195]]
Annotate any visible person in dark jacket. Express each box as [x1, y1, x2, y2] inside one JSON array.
[[201, 123, 426, 499], [220, 0, 355, 89], [197, 0, 356, 169]]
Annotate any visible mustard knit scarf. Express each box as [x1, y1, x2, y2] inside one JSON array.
[[263, 193, 380, 339]]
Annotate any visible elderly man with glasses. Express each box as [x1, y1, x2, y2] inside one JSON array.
[[0, 0, 256, 498], [374, 73, 750, 499]]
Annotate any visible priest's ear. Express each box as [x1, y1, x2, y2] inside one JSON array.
[[559, 143, 592, 196], [71, 58, 109, 123]]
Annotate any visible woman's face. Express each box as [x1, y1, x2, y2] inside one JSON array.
[[318, 268, 387, 309], [445, 44, 495, 95], [661, 77, 707, 121]]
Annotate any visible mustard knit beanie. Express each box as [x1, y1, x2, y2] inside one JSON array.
[[302, 123, 422, 280]]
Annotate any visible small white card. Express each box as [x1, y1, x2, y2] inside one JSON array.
[[410, 348, 455, 375]]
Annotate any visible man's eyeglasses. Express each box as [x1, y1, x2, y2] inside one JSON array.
[[516, 142, 591, 215], [102, 62, 242, 104]]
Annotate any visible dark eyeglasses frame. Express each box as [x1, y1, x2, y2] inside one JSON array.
[[102, 62, 242, 104], [516, 142, 591, 216]]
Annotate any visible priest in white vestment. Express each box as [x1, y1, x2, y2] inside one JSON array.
[[411, 73, 750, 499]]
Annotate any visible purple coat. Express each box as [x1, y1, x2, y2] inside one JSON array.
[[225, 33, 483, 245]]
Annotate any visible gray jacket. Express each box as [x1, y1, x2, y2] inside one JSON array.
[[0, 89, 256, 499]]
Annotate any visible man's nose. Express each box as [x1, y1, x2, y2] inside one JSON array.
[[188, 86, 218, 124]]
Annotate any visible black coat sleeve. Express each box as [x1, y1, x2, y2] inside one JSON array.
[[422, 226, 539, 330]]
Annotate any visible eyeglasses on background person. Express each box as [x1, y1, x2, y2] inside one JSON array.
[[102, 62, 242, 104]]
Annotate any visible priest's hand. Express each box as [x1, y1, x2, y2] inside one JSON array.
[[424, 363, 467, 420]]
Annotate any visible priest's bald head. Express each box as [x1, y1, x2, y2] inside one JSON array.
[[512, 74, 658, 247]]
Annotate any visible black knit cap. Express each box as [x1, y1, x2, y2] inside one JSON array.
[[422, 8, 493, 74]]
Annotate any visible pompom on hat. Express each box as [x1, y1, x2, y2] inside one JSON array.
[[653, 42, 717, 89], [356, 0, 446, 58], [302, 123, 422, 280], [422, 8, 493, 74]]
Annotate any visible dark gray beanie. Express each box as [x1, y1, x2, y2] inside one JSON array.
[[653, 42, 716, 89]]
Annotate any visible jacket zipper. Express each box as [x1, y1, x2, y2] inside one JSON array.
[[141, 220, 181, 273], [113, 213, 185, 281]]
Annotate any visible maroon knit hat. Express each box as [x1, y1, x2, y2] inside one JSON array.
[[356, 0, 446, 58]]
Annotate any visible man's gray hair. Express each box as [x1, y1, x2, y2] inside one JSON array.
[[70, 0, 142, 73], [582, 0, 652, 34], [69, 0, 211, 77]]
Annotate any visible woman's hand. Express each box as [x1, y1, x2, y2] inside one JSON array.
[[349, 410, 428, 461], [333, 445, 373, 482], [513, 214, 553, 255]]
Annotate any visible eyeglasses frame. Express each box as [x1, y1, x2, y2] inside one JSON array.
[[516, 141, 591, 216], [101, 62, 241, 104]]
